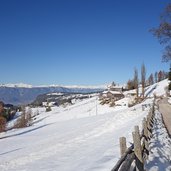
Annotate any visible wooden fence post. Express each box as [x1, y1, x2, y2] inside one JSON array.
[[143, 118, 148, 147], [147, 114, 152, 139], [132, 126, 144, 171], [143, 118, 149, 158], [119, 137, 127, 157]]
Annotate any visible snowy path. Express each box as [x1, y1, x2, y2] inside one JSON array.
[[0, 97, 150, 171], [158, 98, 171, 136], [145, 110, 171, 171]]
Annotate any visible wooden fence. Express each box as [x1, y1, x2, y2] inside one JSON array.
[[111, 103, 155, 171]]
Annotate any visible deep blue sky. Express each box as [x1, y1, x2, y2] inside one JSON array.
[[0, 0, 170, 85]]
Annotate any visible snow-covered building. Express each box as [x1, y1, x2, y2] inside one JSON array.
[[42, 101, 56, 107], [100, 82, 125, 104], [102, 90, 124, 100], [107, 82, 123, 92]]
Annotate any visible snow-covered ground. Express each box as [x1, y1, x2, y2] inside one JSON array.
[[145, 110, 171, 171], [146, 79, 169, 97], [0, 79, 170, 171]]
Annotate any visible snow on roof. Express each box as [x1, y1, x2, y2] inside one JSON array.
[[110, 91, 122, 95], [108, 85, 124, 89], [103, 90, 122, 95]]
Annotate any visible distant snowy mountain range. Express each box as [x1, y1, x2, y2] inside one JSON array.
[[0, 83, 106, 105], [0, 83, 107, 89]]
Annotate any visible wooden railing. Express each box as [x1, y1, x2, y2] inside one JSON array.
[[111, 102, 155, 171]]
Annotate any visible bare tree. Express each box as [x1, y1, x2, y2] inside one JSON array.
[[155, 72, 158, 83], [151, 3, 171, 62], [158, 70, 163, 82], [127, 79, 135, 90], [141, 63, 146, 99], [148, 74, 154, 85], [134, 68, 139, 98]]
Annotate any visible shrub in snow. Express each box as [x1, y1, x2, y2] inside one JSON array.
[[14, 107, 33, 128], [46, 106, 52, 112], [109, 101, 115, 107], [0, 116, 6, 132]]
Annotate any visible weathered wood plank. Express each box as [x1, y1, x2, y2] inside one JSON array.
[[119, 137, 127, 157], [132, 126, 144, 171], [119, 152, 135, 171], [111, 145, 133, 171]]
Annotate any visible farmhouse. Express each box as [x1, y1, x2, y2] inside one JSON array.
[[99, 82, 125, 106], [108, 83, 123, 92], [102, 90, 124, 101]]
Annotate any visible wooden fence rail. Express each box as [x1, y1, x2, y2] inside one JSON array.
[[111, 102, 155, 171]]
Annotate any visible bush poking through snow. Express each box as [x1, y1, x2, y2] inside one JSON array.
[[0, 116, 6, 132], [14, 107, 33, 128], [46, 106, 52, 112]]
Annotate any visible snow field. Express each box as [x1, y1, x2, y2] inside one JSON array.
[[0, 96, 152, 171], [0, 79, 169, 171]]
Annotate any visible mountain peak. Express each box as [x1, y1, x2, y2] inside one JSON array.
[[0, 83, 33, 88]]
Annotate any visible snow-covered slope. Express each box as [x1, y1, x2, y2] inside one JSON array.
[[0, 79, 169, 171], [0, 97, 151, 171], [123, 79, 169, 98], [152, 79, 169, 96]]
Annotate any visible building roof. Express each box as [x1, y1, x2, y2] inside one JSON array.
[[103, 90, 123, 95], [108, 85, 123, 89]]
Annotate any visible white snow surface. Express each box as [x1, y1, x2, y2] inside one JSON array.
[[145, 110, 171, 171], [0, 97, 152, 171], [147, 79, 169, 97], [0, 79, 170, 171]]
